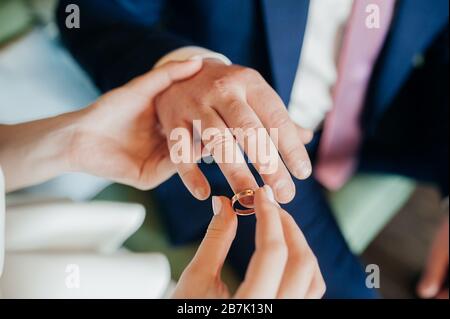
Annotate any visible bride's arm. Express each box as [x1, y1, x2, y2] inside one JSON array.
[[0, 60, 202, 193], [0, 112, 80, 192]]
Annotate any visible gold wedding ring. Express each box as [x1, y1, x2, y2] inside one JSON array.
[[231, 189, 256, 216]]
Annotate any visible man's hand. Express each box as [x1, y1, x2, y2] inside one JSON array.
[[417, 216, 449, 299], [69, 60, 203, 190], [172, 186, 325, 299], [155, 60, 313, 203]]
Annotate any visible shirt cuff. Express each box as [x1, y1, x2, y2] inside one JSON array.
[[154, 46, 232, 68]]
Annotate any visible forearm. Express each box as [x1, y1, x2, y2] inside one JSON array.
[[0, 112, 81, 192]]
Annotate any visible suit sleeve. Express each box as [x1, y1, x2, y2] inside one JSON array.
[[56, 0, 193, 92]]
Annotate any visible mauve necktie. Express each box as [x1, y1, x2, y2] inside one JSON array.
[[315, 0, 396, 190]]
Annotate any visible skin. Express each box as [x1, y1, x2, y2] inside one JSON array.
[[0, 60, 203, 192], [1, 58, 445, 299], [155, 59, 314, 204], [0, 60, 322, 299], [173, 186, 326, 299], [417, 217, 449, 299]]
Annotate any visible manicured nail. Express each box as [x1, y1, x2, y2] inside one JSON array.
[[274, 179, 292, 201], [296, 161, 312, 178], [418, 282, 439, 298], [195, 187, 207, 199], [212, 196, 222, 215], [263, 185, 276, 203]]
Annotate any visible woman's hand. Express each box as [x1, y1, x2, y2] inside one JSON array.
[[172, 186, 326, 299], [417, 216, 449, 299], [70, 60, 203, 190], [0, 60, 202, 192]]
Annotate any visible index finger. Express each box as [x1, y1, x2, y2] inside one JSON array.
[[235, 186, 288, 298], [188, 196, 238, 276]]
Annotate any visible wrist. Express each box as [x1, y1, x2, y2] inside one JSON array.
[[51, 112, 84, 173], [57, 110, 91, 174], [23, 112, 83, 180], [0, 111, 83, 191]]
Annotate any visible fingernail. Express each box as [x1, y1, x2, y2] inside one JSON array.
[[274, 179, 292, 201], [296, 161, 312, 178], [418, 283, 439, 298], [263, 185, 276, 203], [212, 196, 222, 215], [195, 187, 207, 199]]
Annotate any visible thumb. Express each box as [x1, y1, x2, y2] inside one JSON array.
[[417, 219, 449, 298], [189, 196, 238, 276], [125, 59, 203, 97]]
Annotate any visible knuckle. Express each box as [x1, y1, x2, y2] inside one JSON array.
[[212, 77, 235, 98], [206, 129, 234, 154], [284, 145, 302, 162], [258, 202, 277, 213], [178, 166, 197, 181], [269, 109, 291, 128], [184, 263, 211, 280], [235, 117, 259, 134], [196, 97, 212, 111], [302, 252, 318, 272], [205, 225, 227, 240], [183, 263, 201, 277], [210, 67, 263, 99], [262, 240, 288, 260], [288, 252, 304, 269], [239, 67, 262, 80], [295, 251, 318, 273], [226, 168, 251, 185]]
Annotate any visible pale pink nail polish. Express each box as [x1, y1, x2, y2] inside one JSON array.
[[263, 185, 276, 203], [195, 187, 206, 199], [212, 196, 222, 215]]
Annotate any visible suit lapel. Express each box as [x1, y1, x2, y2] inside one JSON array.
[[370, 0, 449, 121], [260, 0, 448, 118], [261, 0, 310, 104]]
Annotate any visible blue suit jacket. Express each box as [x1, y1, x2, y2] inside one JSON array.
[[57, 0, 449, 192]]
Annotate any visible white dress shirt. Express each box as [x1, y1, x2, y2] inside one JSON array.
[[155, 0, 354, 131], [288, 0, 353, 130]]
